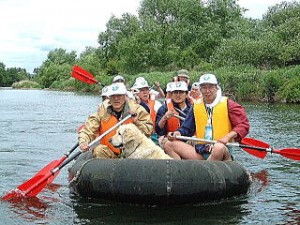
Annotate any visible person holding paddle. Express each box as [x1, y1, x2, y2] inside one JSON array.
[[79, 82, 153, 158], [156, 81, 192, 141], [165, 73, 250, 161]]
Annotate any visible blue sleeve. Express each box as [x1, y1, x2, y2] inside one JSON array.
[[140, 101, 150, 113], [155, 104, 168, 136], [178, 106, 196, 136]]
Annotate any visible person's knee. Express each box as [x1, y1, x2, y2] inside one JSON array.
[[164, 139, 173, 148], [209, 145, 230, 161], [159, 136, 170, 150], [158, 136, 165, 146]]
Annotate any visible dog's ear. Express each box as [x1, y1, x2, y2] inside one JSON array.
[[122, 126, 142, 144], [123, 130, 136, 142]]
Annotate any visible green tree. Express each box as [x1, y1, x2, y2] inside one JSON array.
[[0, 62, 5, 86], [44, 48, 77, 66], [97, 13, 140, 74], [96, 0, 246, 73], [36, 63, 72, 88], [262, 1, 300, 66], [35, 48, 76, 87]]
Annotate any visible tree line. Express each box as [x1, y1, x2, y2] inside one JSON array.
[[1, 0, 300, 102]]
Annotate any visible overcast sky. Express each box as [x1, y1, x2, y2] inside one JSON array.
[[0, 0, 294, 73]]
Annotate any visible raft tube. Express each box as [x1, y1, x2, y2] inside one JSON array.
[[68, 152, 251, 205]]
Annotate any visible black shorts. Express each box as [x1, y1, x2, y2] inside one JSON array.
[[195, 144, 209, 154]]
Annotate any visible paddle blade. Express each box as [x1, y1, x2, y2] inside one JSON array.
[[33, 158, 65, 184], [2, 174, 48, 200], [273, 148, 300, 161], [72, 65, 98, 84], [19, 175, 49, 197], [241, 137, 268, 159], [2, 159, 64, 200], [2, 189, 25, 201]]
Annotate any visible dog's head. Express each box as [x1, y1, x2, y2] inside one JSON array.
[[109, 124, 143, 155]]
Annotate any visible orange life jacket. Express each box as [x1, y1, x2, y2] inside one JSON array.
[[148, 94, 156, 125], [166, 98, 180, 132], [99, 115, 133, 154]]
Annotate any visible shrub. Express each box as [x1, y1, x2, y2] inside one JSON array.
[[12, 80, 42, 89], [278, 77, 300, 103]]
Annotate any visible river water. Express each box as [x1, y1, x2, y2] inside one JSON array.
[[0, 89, 299, 225]]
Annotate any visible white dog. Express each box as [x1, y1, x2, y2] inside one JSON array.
[[110, 124, 173, 159]]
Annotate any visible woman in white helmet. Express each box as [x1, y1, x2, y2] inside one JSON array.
[[156, 81, 192, 147]]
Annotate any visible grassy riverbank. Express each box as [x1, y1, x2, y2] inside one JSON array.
[[13, 64, 300, 103]]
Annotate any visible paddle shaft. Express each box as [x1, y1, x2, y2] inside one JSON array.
[[175, 136, 274, 152], [53, 114, 133, 173], [173, 114, 185, 121], [62, 142, 79, 158], [24, 114, 133, 196], [174, 107, 187, 117]]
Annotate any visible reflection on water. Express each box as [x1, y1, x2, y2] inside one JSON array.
[[279, 203, 300, 225], [71, 196, 251, 225], [2, 189, 62, 224], [0, 90, 299, 225], [250, 169, 269, 193], [8, 196, 49, 221], [243, 103, 300, 148]]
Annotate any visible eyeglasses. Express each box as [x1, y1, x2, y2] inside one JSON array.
[[172, 90, 186, 94], [139, 87, 150, 92], [200, 84, 217, 91]]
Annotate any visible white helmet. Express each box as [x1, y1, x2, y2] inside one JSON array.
[[191, 82, 200, 89], [108, 83, 127, 96], [132, 77, 149, 89], [112, 75, 125, 83], [101, 86, 109, 97], [171, 81, 188, 92], [199, 73, 218, 85], [166, 82, 174, 92]]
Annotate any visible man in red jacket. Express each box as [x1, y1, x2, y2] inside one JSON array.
[[165, 74, 250, 161]]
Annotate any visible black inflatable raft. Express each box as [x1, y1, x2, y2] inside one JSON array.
[[68, 152, 251, 205]]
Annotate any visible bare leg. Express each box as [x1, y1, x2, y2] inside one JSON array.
[[163, 139, 204, 160], [207, 143, 232, 161], [159, 136, 180, 159]]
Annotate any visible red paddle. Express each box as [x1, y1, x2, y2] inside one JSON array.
[[2, 143, 79, 200], [33, 143, 79, 183], [71, 65, 101, 85], [1, 114, 133, 201], [175, 136, 300, 161], [240, 137, 268, 159], [241, 137, 300, 161]]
